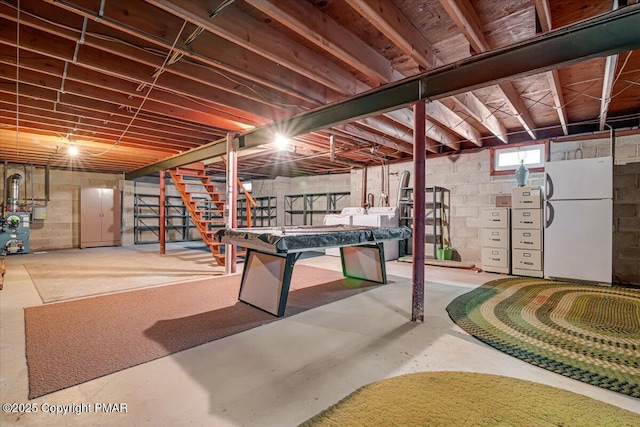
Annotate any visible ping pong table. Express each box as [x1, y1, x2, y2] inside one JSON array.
[[215, 225, 411, 317]]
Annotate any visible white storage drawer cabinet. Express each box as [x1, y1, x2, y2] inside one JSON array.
[[481, 207, 510, 274], [511, 186, 544, 278]]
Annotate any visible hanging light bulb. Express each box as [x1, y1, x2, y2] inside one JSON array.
[[68, 143, 79, 156], [274, 133, 289, 150]]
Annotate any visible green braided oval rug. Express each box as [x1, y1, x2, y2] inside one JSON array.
[[446, 277, 640, 397]]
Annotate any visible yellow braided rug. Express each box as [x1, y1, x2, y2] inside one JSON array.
[[446, 277, 640, 397], [301, 371, 639, 426]]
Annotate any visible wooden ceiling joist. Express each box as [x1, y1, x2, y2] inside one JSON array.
[[1, 0, 638, 177], [439, 0, 539, 140], [126, 5, 640, 178], [346, 0, 507, 144]]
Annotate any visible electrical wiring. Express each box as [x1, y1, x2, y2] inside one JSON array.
[[114, 20, 188, 148], [5, 0, 639, 164], [180, 57, 306, 108], [2, 0, 302, 109]]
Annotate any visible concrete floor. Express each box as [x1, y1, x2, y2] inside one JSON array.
[[1, 244, 638, 426]]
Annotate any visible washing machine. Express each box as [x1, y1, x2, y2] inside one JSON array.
[[352, 207, 400, 261], [323, 207, 366, 256]]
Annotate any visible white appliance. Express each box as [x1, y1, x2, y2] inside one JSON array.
[[352, 207, 400, 261], [323, 207, 367, 256], [544, 157, 613, 284]]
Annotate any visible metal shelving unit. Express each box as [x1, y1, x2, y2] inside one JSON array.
[[284, 191, 350, 225], [398, 186, 450, 259], [237, 196, 277, 227], [133, 193, 196, 244]]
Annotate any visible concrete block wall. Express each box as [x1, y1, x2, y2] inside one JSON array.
[[2, 133, 637, 275], [0, 165, 122, 251], [613, 162, 640, 285], [250, 133, 637, 272], [251, 174, 351, 226]]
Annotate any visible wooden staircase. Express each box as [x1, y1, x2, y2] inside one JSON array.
[[168, 162, 230, 266]]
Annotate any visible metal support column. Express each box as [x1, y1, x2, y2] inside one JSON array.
[[225, 132, 238, 274], [159, 170, 166, 255], [412, 100, 426, 322]]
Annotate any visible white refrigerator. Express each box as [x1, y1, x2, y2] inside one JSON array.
[[544, 157, 613, 284]]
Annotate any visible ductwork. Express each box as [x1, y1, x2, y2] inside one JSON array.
[[7, 173, 21, 212]]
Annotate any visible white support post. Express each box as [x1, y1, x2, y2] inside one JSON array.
[[225, 132, 238, 274]]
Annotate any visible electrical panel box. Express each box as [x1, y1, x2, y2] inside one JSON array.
[[32, 206, 47, 220]]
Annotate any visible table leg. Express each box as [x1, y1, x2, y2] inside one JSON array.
[[238, 249, 300, 317], [340, 243, 387, 284]]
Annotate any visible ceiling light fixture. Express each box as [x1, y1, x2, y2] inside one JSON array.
[[274, 133, 289, 150], [68, 144, 79, 156]]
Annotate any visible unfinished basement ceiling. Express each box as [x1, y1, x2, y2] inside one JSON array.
[[1, 0, 639, 179]]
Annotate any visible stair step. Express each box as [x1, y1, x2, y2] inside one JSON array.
[[173, 163, 205, 172], [193, 210, 223, 215], [168, 166, 242, 268], [212, 250, 247, 258]]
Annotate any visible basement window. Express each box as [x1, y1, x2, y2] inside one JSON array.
[[490, 141, 549, 176]]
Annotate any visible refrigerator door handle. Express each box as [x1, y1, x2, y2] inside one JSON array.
[[545, 201, 554, 229], [545, 172, 554, 200]]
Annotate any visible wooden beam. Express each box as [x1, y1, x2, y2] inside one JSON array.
[[439, 0, 489, 54], [244, 0, 398, 86], [0, 107, 200, 150], [240, 0, 470, 150], [452, 93, 508, 142], [424, 101, 480, 146], [533, 0, 568, 135], [534, 0, 553, 32], [497, 82, 537, 139], [345, 0, 437, 70], [439, 0, 538, 139], [600, 54, 619, 130], [0, 21, 279, 125], [0, 91, 223, 142], [36, 0, 328, 105], [346, 0, 498, 145], [0, 93, 218, 142], [547, 69, 569, 135], [600, 1, 622, 131], [1, 62, 248, 131], [333, 124, 413, 156], [125, 5, 640, 179], [384, 110, 447, 153], [146, 0, 369, 95]]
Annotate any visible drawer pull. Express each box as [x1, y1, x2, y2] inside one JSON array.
[[523, 232, 531, 237], [523, 253, 532, 257], [523, 212, 531, 217]]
